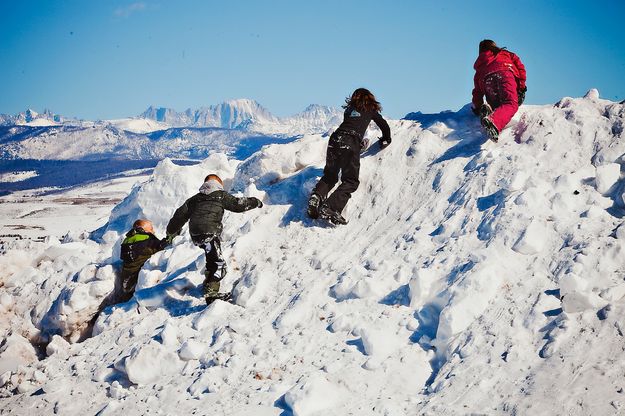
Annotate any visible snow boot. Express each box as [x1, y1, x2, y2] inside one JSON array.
[[318, 204, 348, 225], [206, 292, 233, 305], [481, 116, 499, 142], [307, 193, 322, 219], [479, 103, 493, 118]]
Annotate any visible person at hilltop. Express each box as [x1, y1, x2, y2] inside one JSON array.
[[471, 39, 527, 142], [307, 88, 391, 225], [166, 174, 263, 305]]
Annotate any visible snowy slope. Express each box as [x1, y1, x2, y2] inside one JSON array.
[[1, 91, 625, 415]]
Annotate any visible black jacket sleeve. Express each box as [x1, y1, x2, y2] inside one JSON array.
[[148, 234, 168, 253], [372, 112, 391, 140], [222, 192, 259, 213], [166, 200, 191, 235]]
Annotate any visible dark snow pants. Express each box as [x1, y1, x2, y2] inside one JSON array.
[[484, 70, 519, 132], [313, 131, 361, 213], [196, 235, 226, 298]]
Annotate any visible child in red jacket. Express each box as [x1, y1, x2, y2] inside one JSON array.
[[471, 39, 527, 142]]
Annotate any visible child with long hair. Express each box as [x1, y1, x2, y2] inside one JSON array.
[[471, 39, 527, 142], [308, 88, 391, 224]]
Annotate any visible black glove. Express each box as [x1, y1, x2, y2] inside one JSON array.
[[164, 233, 176, 245], [252, 197, 263, 208], [518, 86, 527, 105], [379, 137, 391, 148]]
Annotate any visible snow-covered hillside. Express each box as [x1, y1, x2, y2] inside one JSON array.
[[1, 90, 625, 415], [0, 125, 285, 161]]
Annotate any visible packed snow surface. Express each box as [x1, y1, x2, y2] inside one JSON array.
[[1, 91, 625, 415]]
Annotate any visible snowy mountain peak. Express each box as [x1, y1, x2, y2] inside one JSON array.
[[138, 100, 342, 134], [24, 109, 38, 121], [584, 88, 600, 100], [139, 99, 276, 129], [1, 108, 65, 126], [298, 104, 342, 119]]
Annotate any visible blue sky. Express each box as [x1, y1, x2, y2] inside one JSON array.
[[1, 0, 623, 119]]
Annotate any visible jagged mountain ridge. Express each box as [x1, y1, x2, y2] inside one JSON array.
[[0, 99, 343, 133], [0, 100, 344, 161], [139, 99, 343, 134], [0, 109, 64, 127]]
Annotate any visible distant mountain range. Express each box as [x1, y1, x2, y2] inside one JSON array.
[[0, 100, 344, 162], [0, 109, 64, 127], [0, 99, 343, 135]]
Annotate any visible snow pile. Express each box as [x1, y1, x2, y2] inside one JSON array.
[[1, 90, 625, 415], [233, 134, 326, 191], [99, 153, 237, 237]]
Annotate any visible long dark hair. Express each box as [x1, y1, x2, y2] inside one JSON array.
[[343, 88, 382, 113], [479, 39, 505, 54]]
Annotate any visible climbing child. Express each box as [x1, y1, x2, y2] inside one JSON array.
[[308, 88, 391, 224], [113, 219, 169, 304], [471, 39, 527, 142], [166, 174, 263, 304]]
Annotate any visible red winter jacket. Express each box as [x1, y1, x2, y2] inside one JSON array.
[[472, 49, 527, 109]]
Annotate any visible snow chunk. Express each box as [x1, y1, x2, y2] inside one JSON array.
[[193, 300, 238, 330], [435, 264, 500, 349], [595, 163, 620, 194], [512, 219, 548, 255], [46, 335, 70, 357], [560, 273, 607, 313], [178, 339, 206, 361], [159, 321, 179, 347], [284, 374, 346, 416], [359, 327, 401, 358], [122, 341, 180, 385], [0, 292, 14, 313], [232, 270, 270, 307], [409, 268, 438, 308], [0, 333, 38, 375]]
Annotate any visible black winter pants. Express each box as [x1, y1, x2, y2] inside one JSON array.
[[197, 235, 226, 297], [313, 132, 361, 213]]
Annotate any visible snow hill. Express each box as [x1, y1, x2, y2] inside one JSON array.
[[1, 90, 625, 415]]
